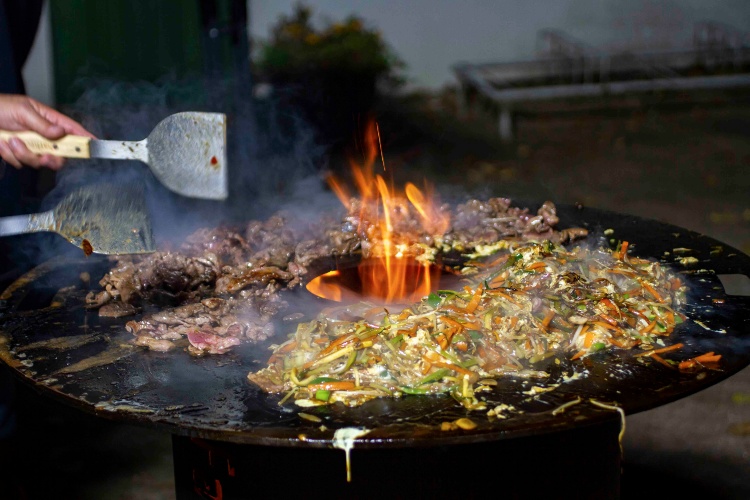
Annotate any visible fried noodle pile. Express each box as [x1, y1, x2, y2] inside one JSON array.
[[248, 239, 688, 410]]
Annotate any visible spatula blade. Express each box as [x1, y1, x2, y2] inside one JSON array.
[[146, 112, 228, 200], [53, 183, 155, 255]]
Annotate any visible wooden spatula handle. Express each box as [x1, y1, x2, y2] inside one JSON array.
[[0, 131, 91, 158]]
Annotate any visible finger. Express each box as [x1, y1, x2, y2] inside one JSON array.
[[38, 154, 65, 170], [33, 101, 96, 139], [8, 137, 44, 168], [15, 100, 65, 140], [0, 140, 24, 169]]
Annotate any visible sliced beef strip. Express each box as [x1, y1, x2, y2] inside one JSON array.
[[133, 335, 176, 352], [180, 227, 250, 266], [98, 302, 138, 318], [215, 266, 294, 295], [125, 296, 280, 353], [187, 330, 242, 355]]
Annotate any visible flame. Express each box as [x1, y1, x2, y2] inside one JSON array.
[[405, 181, 450, 235], [306, 270, 344, 302], [316, 120, 450, 303], [358, 256, 438, 304]]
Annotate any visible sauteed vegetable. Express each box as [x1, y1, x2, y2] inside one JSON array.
[[248, 239, 691, 409]]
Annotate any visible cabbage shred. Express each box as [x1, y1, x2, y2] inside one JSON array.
[[247, 240, 687, 410]]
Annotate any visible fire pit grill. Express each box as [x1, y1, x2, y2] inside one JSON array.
[[1, 204, 749, 450]]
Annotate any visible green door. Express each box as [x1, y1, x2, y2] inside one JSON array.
[[50, 0, 248, 104]]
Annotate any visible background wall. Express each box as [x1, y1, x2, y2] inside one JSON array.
[[21, 0, 750, 104], [250, 0, 750, 89]]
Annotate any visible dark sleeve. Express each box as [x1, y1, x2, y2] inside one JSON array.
[[0, 0, 44, 94]]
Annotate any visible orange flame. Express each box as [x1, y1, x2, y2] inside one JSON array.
[[317, 120, 450, 304], [307, 270, 344, 302]]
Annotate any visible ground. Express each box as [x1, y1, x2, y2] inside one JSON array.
[[1, 89, 749, 499]]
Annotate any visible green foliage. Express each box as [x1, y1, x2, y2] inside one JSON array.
[[256, 4, 403, 85]]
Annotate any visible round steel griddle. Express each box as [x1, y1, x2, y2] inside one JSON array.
[[1, 204, 749, 449]]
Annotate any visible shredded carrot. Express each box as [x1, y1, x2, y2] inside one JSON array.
[[599, 314, 619, 327], [318, 333, 356, 357], [441, 304, 471, 315], [693, 352, 721, 363], [678, 352, 722, 371], [640, 280, 664, 302], [525, 261, 547, 271], [398, 325, 419, 337], [436, 334, 448, 350], [489, 272, 508, 287], [624, 286, 643, 297], [367, 355, 382, 366], [421, 361, 432, 375], [541, 309, 556, 328], [665, 311, 675, 326], [442, 326, 459, 345], [486, 289, 517, 303], [592, 320, 621, 333], [639, 320, 657, 335], [486, 253, 511, 268], [571, 349, 587, 360], [649, 353, 674, 369], [635, 343, 684, 357], [599, 298, 618, 312], [577, 323, 590, 341], [397, 310, 412, 321], [440, 316, 465, 331], [432, 361, 474, 378], [277, 341, 299, 353], [584, 331, 594, 349], [464, 284, 484, 313], [618, 241, 629, 260], [423, 351, 441, 363], [307, 381, 356, 391]]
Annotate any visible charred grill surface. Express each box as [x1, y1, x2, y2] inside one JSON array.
[[1, 204, 749, 448]]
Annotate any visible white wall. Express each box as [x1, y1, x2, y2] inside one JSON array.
[[250, 0, 750, 89], [22, 1, 55, 105]]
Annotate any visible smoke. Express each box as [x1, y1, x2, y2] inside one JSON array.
[[45, 74, 338, 248]]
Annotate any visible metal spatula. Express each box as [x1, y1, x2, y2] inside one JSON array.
[[0, 112, 227, 200], [0, 183, 155, 255]]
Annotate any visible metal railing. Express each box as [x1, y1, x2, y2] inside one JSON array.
[[454, 22, 750, 141]]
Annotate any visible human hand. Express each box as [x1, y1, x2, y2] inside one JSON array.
[[0, 94, 95, 170]]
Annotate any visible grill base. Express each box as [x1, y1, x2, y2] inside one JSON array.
[[173, 414, 622, 499]]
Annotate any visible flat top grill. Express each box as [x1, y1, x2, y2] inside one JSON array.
[[1, 204, 749, 448]]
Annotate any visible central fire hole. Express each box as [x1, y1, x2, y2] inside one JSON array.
[[306, 257, 456, 305]]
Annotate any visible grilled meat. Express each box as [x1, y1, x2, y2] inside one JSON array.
[[90, 199, 587, 355]]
